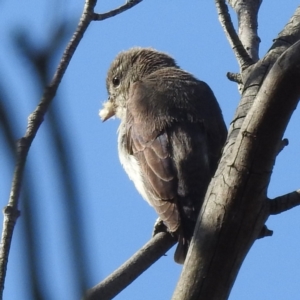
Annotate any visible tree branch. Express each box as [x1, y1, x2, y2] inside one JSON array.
[[228, 0, 262, 62], [215, 0, 253, 71], [172, 10, 300, 299], [172, 39, 300, 300], [0, 0, 97, 296], [93, 0, 143, 21], [84, 232, 176, 300], [271, 5, 300, 51], [269, 190, 300, 215], [225, 5, 300, 151]]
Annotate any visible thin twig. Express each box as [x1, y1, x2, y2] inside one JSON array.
[[93, 0, 143, 21], [0, 0, 97, 296], [84, 232, 177, 300], [215, 0, 253, 70]]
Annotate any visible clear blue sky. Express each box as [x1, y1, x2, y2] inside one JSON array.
[[0, 1, 299, 299]]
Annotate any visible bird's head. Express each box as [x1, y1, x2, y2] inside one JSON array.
[[99, 47, 178, 121]]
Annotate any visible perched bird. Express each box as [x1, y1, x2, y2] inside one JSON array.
[[100, 48, 227, 264]]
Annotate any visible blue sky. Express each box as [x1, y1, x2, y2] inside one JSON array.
[[0, 1, 300, 299]]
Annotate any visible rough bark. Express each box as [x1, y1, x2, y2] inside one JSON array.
[[172, 11, 300, 300]]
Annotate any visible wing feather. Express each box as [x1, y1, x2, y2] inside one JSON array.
[[122, 68, 227, 260]]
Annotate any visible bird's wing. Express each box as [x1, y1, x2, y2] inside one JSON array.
[[124, 72, 225, 233], [121, 68, 227, 263], [124, 80, 183, 232], [126, 107, 180, 232]]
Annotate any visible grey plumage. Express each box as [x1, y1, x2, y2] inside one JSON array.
[[100, 47, 227, 264]]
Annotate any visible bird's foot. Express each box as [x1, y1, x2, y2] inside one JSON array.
[[152, 218, 168, 237]]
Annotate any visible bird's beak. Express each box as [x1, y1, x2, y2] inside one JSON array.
[[99, 99, 115, 122]]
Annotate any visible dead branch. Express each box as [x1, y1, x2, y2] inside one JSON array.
[[215, 0, 253, 71], [228, 0, 261, 61], [172, 37, 300, 300], [225, 5, 300, 152], [269, 190, 300, 215], [84, 232, 176, 300]]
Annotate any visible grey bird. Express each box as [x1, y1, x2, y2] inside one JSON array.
[[100, 48, 227, 264]]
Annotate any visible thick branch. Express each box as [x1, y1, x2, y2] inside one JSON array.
[[172, 40, 300, 300], [226, 6, 300, 151], [84, 232, 176, 300], [269, 190, 300, 215], [271, 5, 300, 50], [93, 0, 143, 21], [215, 0, 253, 70], [0, 0, 97, 296], [228, 0, 262, 61]]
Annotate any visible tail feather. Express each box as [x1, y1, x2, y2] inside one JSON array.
[[174, 236, 189, 264]]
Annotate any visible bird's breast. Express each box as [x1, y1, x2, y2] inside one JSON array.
[[117, 123, 153, 206]]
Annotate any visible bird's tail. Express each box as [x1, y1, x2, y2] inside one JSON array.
[[174, 236, 190, 264]]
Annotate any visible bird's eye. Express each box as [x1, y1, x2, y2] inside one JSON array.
[[112, 76, 120, 87]]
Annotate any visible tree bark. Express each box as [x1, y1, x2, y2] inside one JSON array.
[[172, 30, 300, 300]]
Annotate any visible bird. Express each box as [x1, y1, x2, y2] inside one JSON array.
[[99, 47, 227, 264]]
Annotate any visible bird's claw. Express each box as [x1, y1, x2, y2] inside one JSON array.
[[152, 218, 168, 237]]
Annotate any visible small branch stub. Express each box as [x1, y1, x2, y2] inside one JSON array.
[[269, 190, 300, 215], [276, 138, 289, 155], [227, 72, 242, 84], [257, 225, 273, 239]]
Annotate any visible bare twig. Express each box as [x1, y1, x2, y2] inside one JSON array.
[[0, 0, 97, 296], [228, 0, 262, 61], [93, 0, 143, 21], [84, 232, 176, 300], [269, 190, 300, 215], [215, 0, 253, 71]]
